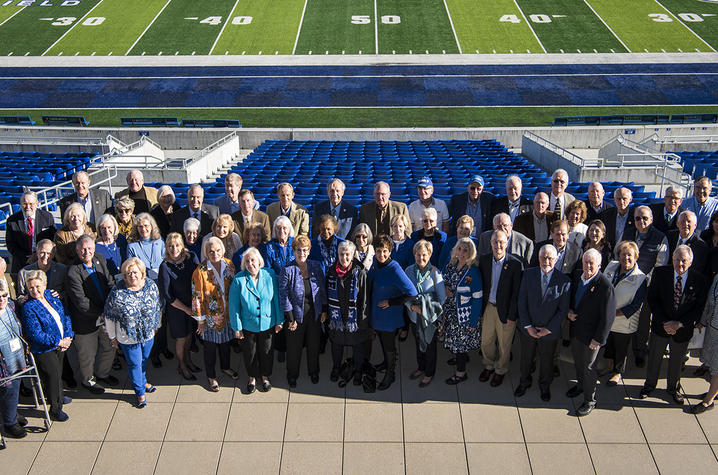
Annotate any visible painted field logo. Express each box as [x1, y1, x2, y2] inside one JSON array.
[[0, 0, 80, 6]]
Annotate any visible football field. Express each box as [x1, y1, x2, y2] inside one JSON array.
[[1, 0, 717, 56]]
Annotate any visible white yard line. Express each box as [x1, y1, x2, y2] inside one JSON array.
[[292, 0, 308, 55], [374, 0, 379, 55], [0, 5, 26, 27], [512, 0, 546, 53], [41, 0, 105, 56], [653, 0, 717, 52], [125, 0, 174, 55], [583, 0, 631, 52], [442, 0, 462, 54], [209, 0, 241, 55]]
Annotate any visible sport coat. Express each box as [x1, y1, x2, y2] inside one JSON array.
[[66, 254, 114, 335], [489, 196, 532, 222], [6, 209, 56, 274], [311, 199, 357, 240], [513, 211, 557, 243], [666, 231, 710, 277], [650, 203, 684, 234], [518, 267, 571, 339], [599, 206, 634, 245], [647, 266, 708, 343], [477, 230, 533, 267], [448, 191, 495, 236], [231, 209, 272, 241], [568, 272, 616, 346], [358, 200, 411, 237], [584, 199, 614, 223], [170, 204, 219, 240], [18, 261, 68, 302], [478, 253, 523, 323], [266, 201, 309, 236], [531, 240, 582, 275], [114, 186, 159, 214], [58, 188, 113, 224]]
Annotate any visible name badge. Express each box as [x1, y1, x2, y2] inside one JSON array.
[[9, 337, 22, 352]]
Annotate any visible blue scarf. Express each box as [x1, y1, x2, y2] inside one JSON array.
[[328, 265, 359, 333]]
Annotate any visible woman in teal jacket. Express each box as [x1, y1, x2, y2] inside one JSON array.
[[229, 247, 283, 394]]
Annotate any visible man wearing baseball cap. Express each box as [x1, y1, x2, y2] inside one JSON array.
[[408, 177, 450, 233], [449, 175, 495, 238]]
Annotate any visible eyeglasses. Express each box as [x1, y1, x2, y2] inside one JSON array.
[[635, 216, 650, 221]]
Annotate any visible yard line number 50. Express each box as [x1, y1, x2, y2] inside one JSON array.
[[351, 15, 401, 24]]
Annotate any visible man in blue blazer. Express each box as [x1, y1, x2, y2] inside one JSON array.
[[311, 178, 357, 240], [515, 243, 571, 402]]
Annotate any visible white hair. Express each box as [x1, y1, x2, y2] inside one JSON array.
[[272, 215, 295, 239]]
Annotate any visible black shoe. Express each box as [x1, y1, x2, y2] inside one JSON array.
[[541, 389, 551, 402], [311, 374, 319, 384], [63, 378, 77, 389], [669, 392, 685, 405], [576, 401, 596, 417], [553, 365, 560, 377], [246, 381, 256, 394], [162, 350, 174, 360], [96, 375, 119, 386], [330, 368, 340, 382], [635, 356, 646, 368], [151, 356, 162, 368], [3, 423, 27, 438], [566, 385, 583, 398], [353, 372, 362, 386], [419, 377, 433, 388], [277, 352, 286, 363], [479, 368, 494, 382], [514, 385, 529, 397], [490, 373, 505, 387], [187, 362, 202, 373], [221, 369, 240, 380], [638, 387, 653, 399], [377, 372, 395, 391], [50, 410, 69, 422], [288, 378, 297, 388], [373, 361, 387, 372], [690, 402, 715, 414], [445, 374, 468, 385], [261, 380, 272, 392], [562, 339, 570, 347], [17, 414, 27, 427], [83, 382, 105, 395]]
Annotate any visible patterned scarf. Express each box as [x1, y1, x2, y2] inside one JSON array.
[[328, 266, 359, 333]]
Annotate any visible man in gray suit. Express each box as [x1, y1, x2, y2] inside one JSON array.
[[58, 170, 112, 226], [549, 169, 576, 221], [477, 213, 533, 266], [515, 244, 572, 402]]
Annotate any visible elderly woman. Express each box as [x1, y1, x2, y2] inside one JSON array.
[[95, 214, 128, 279], [438, 215, 479, 271], [229, 247, 282, 393], [114, 196, 135, 239], [410, 208, 447, 267], [309, 214, 345, 273], [192, 237, 237, 392], [601, 241, 647, 386], [351, 223, 375, 271], [368, 234, 418, 390], [159, 233, 201, 380], [0, 280, 28, 438], [232, 222, 269, 271], [104, 258, 163, 408], [566, 200, 588, 249], [201, 214, 242, 261], [264, 216, 295, 276], [405, 240, 446, 388], [326, 240, 370, 385], [583, 219, 612, 271], [693, 273, 718, 413], [390, 214, 414, 269], [20, 270, 73, 421], [150, 185, 176, 239], [54, 203, 96, 264], [442, 238, 483, 385], [183, 217, 202, 257], [18, 239, 68, 302], [279, 235, 327, 387]]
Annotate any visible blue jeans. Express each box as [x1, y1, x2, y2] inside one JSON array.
[[119, 338, 154, 397], [0, 379, 21, 426]]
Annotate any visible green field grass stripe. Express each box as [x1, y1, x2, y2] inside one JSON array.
[[0, 4, 24, 25], [208, 0, 240, 54], [129, 0, 237, 55], [441, 0, 462, 53], [211, 0, 305, 55], [0, 0, 102, 56], [512, 0, 547, 52], [294, 0, 375, 55], [377, 0, 459, 54], [654, 0, 718, 50], [126, 0, 172, 55], [42, 0, 106, 55], [581, 0, 631, 52], [586, 0, 712, 52], [517, 0, 628, 53], [46, 0, 169, 56], [445, 0, 541, 54]]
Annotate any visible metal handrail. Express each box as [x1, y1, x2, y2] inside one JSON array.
[[0, 135, 106, 147], [26, 165, 119, 214], [522, 131, 585, 167], [183, 132, 238, 167], [654, 135, 718, 145]]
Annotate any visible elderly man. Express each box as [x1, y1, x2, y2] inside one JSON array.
[[531, 220, 582, 275], [584, 182, 613, 222], [650, 186, 684, 233], [566, 249, 616, 416], [408, 176, 450, 233], [684, 176, 718, 232], [170, 184, 220, 240], [477, 213, 533, 266], [66, 235, 116, 395], [600, 187, 634, 245], [114, 170, 158, 214], [312, 178, 357, 239], [491, 175, 531, 224], [214, 173, 258, 215], [478, 230, 523, 387], [667, 210, 709, 276], [17, 239, 67, 301], [548, 169, 575, 220], [513, 192, 556, 243], [449, 175, 495, 237], [639, 245, 708, 404], [359, 181, 411, 237], [231, 189, 271, 239], [515, 244, 571, 402], [267, 182, 309, 236], [6, 191, 56, 274], [58, 171, 112, 226]]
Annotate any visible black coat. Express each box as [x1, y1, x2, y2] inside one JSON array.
[[647, 266, 708, 343], [599, 207, 634, 245], [6, 209, 56, 274], [478, 253, 523, 323], [489, 196, 531, 222], [568, 272, 616, 346], [311, 199, 357, 240], [66, 254, 114, 335], [448, 191, 495, 236], [326, 260, 370, 346], [170, 204, 219, 240], [650, 204, 684, 234], [58, 189, 113, 225], [584, 199, 613, 223], [666, 231, 710, 277]]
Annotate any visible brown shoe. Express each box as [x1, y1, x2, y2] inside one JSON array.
[[479, 368, 494, 382], [490, 373, 505, 387]]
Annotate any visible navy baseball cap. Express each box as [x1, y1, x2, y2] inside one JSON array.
[[470, 175, 485, 187]]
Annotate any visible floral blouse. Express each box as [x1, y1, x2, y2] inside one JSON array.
[[191, 258, 236, 332], [104, 279, 163, 345]]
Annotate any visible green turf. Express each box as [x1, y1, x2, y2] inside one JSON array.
[[211, 0, 304, 55], [656, 0, 718, 50], [128, 0, 237, 55], [45, 0, 168, 56], [2, 106, 716, 128], [0, 0, 101, 56], [517, 0, 628, 53], [0, 3, 24, 24], [294, 0, 375, 54], [446, 0, 542, 54], [377, 0, 459, 54], [587, 0, 714, 52]]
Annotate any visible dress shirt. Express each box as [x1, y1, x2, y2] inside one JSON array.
[[47, 303, 64, 338], [466, 199, 482, 236], [685, 196, 718, 232], [489, 255, 505, 304], [77, 195, 94, 223], [508, 199, 521, 222], [615, 211, 630, 242], [677, 233, 694, 246], [665, 210, 677, 225], [554, 245, 566, 271]]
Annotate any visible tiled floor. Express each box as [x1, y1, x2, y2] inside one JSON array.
[[2, 337, 717, 474]]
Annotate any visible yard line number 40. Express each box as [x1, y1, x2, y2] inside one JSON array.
[[499, 13, 712, 23]]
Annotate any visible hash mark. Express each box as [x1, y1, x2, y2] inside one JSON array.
[[92, 51, 97, 56], [409, 50, 412, 54], [275, 51, 278, 55], [58, 52, 62, 56], [610, 49, 615, 53], [425, 50, 429, 54], [678, 48, 683, 52], [442, 50, 446, 54], [175, 51, 179, 56], [308, 51, 312, 55], [7, 52, 11, 56], [510, 49, 514, 54], [359, 50, 362, 54], [342, 50, 345, 54], [191, 51, 196, 55], [475, 50, 479, 54], [552, 15, 566, 18], [24, 52, 29, 56], [242, 51, 246, 55], [577, 49, 581, 53], [184, 17, 198, 20], [493, 49, 496, 54], [140, 52, 144, 56], [225, 51, 228, 55], [158, 51, 163, 55], [392, 50, 396, 54], [662, 49, 666, 53], [108, 52, 112, 56], [325, 50, 328, 54], [593, 49, 598, 53], [74, 52, 79, 56], [703, 14, 716, 17]]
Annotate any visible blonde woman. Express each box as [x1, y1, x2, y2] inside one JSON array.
[[201, 213, 242, 261], [53, 203, 95, 264]]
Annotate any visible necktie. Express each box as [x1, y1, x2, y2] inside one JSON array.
[[665, 212, 670, 223], [26, 217, 33, 249], [553, 197, 561, 219], [673, 275, 682, 310], [332, 207, 339, 220], [245, 215, 250, 224], [542, 273, 550, 297]]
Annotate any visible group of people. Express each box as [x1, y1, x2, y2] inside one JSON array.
[[2, 166, 718, 440]]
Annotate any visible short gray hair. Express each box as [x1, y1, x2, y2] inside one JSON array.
[[673, 244, 693, 260], [552, 169, 568, 180], [272, 215, 295, 239], [72, 170, 90, 185], [183, 217, 200, 233], [225, 173, 242, 185], [583, 248, 602, 264], [188, 184, 204, 196], [337, 240, 356, 256], [539, 244, 557, 258], [665, 186, 684, 199], [241, 246, 265, 270], [327, 178, 345, 192]]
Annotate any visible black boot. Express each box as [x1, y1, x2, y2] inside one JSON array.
[[378, 371, 395, 390]]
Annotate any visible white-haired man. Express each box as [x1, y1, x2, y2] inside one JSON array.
[[58, 170, 112, 226], [6, 191, 56, 274], [490, 175, 531, 224], [549, 169, 575, 220], [114, 170, 158, 214], [311, 178, 357, 239]]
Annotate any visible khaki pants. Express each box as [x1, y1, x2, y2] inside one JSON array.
[[480, 303, 515, 375], [73, 328, 116, 386]]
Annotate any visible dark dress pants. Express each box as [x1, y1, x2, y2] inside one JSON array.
[[519, 332, 558, 391], [286, 316, 321, 380], [331, 342, 365, 373], [150, 311, 169, 358], [242, 330, 274, 379], [570, 338, 600, 403], [644, 333, 689, 393], [34, 349, 65, 414], [412, 323, 437, 377], [202, 341, 231, 379], [632, 300, 651, 356], [603, 331, 633, 374]]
